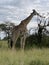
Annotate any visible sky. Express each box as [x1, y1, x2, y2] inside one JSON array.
[[0, 0, 49, 25], [0, 0, 49, 39]]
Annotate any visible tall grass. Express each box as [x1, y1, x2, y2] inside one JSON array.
[[0, 41, 49, 65]]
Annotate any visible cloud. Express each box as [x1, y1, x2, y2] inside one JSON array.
[[0, 0, 12, 5]]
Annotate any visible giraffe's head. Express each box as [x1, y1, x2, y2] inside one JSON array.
[[32, 9, 45, 18], [33, 9, 38, 15]]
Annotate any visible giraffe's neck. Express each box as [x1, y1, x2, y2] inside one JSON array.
[[21, 12, 35, 26]]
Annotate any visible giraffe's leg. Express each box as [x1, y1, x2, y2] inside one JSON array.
[[12, 35, 17, 50], [22, 35, 26, 49], [9, 39, 13, 48], [12, 40, 15, 49], [12, 39, 17, 50], [12, 32, 20, 50], [20, 37, 24, 49], [21, 35, 26, 49]]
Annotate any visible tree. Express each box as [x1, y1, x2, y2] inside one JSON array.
[[28, 16, 49, 47], [0, 21, 15, 48]]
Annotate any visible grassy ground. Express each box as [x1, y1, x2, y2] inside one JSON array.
[[0, 41, 49, 65]]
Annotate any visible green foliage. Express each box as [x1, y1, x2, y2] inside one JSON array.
[[25, 34, 49, 48], [6, 34, 49, 49], [2, 33, 49, 49], [0, 24, 7, 31]]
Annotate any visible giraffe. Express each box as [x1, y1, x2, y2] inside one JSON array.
[[11, 9, 44, 49]]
